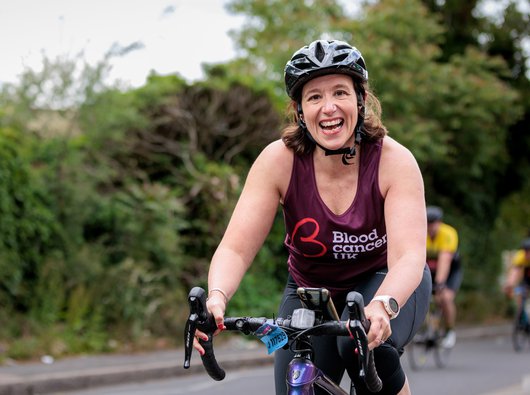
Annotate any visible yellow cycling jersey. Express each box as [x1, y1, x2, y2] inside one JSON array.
[[512, 250, 530, 267], [426, 223, 459, 261]]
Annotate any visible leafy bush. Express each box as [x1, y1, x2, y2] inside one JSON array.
[[0, 128, 61, 314]]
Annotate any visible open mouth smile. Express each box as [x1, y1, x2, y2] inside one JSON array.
[[319, 119, 344, 135]]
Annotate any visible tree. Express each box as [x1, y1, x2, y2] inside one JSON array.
[[421, 0, 480, 60], [418, 0, 530, 282], [479, 1, 530, 199], [0, 52, 191, 357]]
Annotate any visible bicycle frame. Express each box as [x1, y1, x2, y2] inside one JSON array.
[[512, 286, 530, 352], [287, 356, 349, 395], [407, 296, 451, 370]]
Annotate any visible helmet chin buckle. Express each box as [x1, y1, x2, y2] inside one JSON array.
[[342, 146, 357, 165], [308, 132, 358, 165]]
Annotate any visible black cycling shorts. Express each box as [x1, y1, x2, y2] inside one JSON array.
[[430, 264, 463, 293]]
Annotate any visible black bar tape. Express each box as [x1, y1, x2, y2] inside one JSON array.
[[199, 334, 226, 381], [364, 350, 383, 393]]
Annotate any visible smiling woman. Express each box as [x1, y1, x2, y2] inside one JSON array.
[[0, 0, 243, 87], [193, 38, 432, 395]]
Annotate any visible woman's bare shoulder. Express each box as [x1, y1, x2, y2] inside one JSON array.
[[379, 136, 423, 194], [253, 139, 293, 196], [261, 139, 292, 156], [380, 136, 418, 166], [257, 139, 293, 169]]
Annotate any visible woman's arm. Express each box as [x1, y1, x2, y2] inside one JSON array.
[[206, 140, 292, 327], [365, 137, 427, 348], [378, 137, 426, 304]]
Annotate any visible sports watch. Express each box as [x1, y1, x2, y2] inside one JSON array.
[[372, 295, 400, 319]]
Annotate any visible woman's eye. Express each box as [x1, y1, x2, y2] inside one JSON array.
[[307, 94, 321, 101], [335, 90, 348, 97]]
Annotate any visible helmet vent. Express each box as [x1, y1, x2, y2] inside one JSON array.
[[315, 41, 325, 62], [333, 54, 348, 63]]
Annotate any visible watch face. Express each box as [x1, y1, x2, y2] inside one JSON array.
[[389, 298, 399, 313]]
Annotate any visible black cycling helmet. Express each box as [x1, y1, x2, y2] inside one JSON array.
[[521, 238, 530, 250], [426, 206, 444, 223], [284, 39, 368, 100]]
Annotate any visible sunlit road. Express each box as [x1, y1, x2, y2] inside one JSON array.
[[62, 334, 530, 395]]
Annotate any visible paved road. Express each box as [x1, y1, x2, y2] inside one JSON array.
[[56, 331, 530, 395]]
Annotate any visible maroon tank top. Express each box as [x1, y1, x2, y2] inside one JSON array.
[[282, 140, 387, 297]]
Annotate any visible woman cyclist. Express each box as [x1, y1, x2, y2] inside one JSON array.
[[193, 39, 431, 395]]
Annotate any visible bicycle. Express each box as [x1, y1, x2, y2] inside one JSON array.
[[406, 296, 451, 370], [512, 286, 530, 352], [183, 286, 382, 395]]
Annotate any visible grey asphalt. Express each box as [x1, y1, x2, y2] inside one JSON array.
[[0, 323, 513, 395]]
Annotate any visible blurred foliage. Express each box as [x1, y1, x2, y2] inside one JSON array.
[[0, 0, 528, 361], [0, 128, 61, 313], [415, 0, 530, 314]]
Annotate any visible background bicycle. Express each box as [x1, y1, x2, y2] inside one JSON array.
[[512, 286, 530, 352], [406, 297, 452, 370]]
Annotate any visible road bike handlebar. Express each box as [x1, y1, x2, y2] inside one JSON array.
[[183, 286, 382, 393]]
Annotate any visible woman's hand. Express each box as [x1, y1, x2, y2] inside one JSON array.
[[192, 293, 227, 356], [365, 301, 392, 350]]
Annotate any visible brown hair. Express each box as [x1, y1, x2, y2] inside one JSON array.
[[281, 80, 387, 156]]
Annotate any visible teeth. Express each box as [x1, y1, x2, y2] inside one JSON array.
[[321, 120, 341, 127]]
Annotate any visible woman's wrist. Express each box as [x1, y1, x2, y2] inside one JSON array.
[[208, 288, 229, 304]]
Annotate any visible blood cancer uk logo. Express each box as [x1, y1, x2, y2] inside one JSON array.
[[290, 217, 387, 260], [332, 229, 387, 259], [290, 218, 327, 258]]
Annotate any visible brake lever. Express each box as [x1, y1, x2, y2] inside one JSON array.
[[346, 291, 382, 392], [183, 287, 214, 369], [346, 291, 370, 373]]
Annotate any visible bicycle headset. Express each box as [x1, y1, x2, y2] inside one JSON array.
[[284, 39, 369, 165], [427, 205, 444, 224]]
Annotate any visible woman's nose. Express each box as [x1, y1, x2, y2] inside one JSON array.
[[322, 99, 336, 113]]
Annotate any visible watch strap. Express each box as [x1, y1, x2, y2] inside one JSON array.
[[372, 295, 399, 319]]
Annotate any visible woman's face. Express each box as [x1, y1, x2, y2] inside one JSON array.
[[300, 74, 358, 152]]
